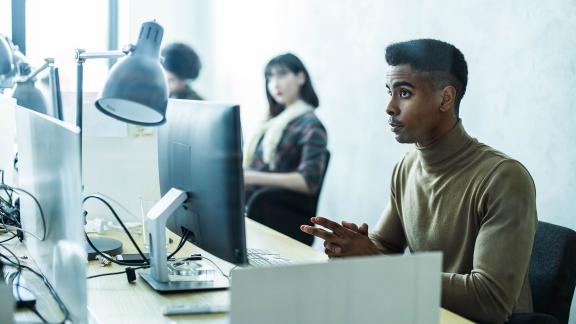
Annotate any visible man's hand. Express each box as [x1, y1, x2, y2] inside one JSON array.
[[300, 217, 381, 258]]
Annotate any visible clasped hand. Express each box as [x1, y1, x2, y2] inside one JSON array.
[[300, 217, 381, 258]]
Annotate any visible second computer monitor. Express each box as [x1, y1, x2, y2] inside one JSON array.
[[158, 99, 247, 265]]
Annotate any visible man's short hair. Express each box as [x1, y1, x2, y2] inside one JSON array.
[[385, 39, 468, 115], [161, 43, 202, 81]]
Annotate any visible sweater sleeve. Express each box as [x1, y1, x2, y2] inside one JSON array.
[[369, 163, 408, 254], [296, 121, 328, 194], [441, 160, 537, 323]]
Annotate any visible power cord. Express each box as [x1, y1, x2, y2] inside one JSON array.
[[0, 234, 17, 244], [83, 195, 148, 264], [87, 265, 149, 282], [0, 184, 47, 241], [0, 243, 70, 323], [200, 255, 233, 280], [83, 195, 191, 283]]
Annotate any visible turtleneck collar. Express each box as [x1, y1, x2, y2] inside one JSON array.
[[416, 120, 474, 172]]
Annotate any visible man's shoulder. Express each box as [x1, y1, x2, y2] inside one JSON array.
[[472, 142, 529, 175]]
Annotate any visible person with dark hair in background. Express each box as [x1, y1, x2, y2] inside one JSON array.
[[244, 53, 328, 244], [161, 43, 203, 100], [300, 39, 537, 323]]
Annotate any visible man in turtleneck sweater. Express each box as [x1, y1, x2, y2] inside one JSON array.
[[300, 39, 537, 324]]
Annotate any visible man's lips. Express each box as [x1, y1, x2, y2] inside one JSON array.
[[389, 123, 404, 133]]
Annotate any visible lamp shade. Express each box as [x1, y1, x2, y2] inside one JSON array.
[[12, 80, 48, 114], [0, 36, 14, 85], [95, 21, 168, 126]]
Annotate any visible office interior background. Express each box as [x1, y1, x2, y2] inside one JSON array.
[[1, 0, 575, 251]]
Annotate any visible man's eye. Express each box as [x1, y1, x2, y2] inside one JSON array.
[[387, 89, 392, 96], [400, 89, 411, 98]]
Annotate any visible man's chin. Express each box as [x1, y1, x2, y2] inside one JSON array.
[[394, 134, 414, 144]]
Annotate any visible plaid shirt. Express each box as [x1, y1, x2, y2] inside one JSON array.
[[249, 112, 328, 194]]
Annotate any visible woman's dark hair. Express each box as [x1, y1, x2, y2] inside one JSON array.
[[264, 53, 319, 118], [161, 43, 202, 80]]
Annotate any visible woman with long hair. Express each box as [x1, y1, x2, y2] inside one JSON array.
[[244, 53, 328, 244]]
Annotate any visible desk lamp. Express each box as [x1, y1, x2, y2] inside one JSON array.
[[12, 58, 55, 115], [0, 34, 15, 91], [75, 20, 168, 259]]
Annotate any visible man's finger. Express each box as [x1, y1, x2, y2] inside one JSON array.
[[301, 225, 338, 241], [341, 221, 359, 232], [325, 242, 342, 254], [311, 217, 349, 237], [324, 249, 336, 258], [359, 223, 369, 235]]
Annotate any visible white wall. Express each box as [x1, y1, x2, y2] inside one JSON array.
[[207, 0, 576, 237], [83, 1, 576, 240], [82, 0, 215, 221]]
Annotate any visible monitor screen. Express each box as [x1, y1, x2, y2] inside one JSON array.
[[158, 99, 247, 265]]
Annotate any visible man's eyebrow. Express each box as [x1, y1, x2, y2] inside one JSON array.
[[391, 80, 415, 89]]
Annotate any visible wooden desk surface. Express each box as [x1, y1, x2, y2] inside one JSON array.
[[85, 219, 473, 324], [8, 220, 472, 323]]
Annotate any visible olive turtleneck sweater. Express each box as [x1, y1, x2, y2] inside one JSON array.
[[369, 121, 537, 323]]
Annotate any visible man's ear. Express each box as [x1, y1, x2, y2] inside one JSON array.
[[439, 86, 457, 113]]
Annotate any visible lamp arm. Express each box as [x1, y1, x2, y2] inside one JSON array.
[[74, 45, 133, 63], [22, 58, 54, 82], [74, 44, 134, 128]]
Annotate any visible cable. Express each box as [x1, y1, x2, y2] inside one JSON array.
[[85, 233, 146, 267], [83, 195, 148, 263], [83, 195, 190, 266], [200, 255, 232, 280], [0, 243, 70, 323], [167, 229, 189, 260], [87, 265, 149, 280], [86, 270, 125, 279], [84, 229, 188, 268], [0, 242, 20, 268], [87, 192, 140, 222], [0, 185, 46, 241], [0, 234, 17, 243], [31, 307, 48, 323], [0, 225, 42, 241]]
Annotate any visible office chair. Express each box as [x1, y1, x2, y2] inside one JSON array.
[[507, 221, 576, 324], [569, 286, 576, 324], [245, 151, 330, 246]]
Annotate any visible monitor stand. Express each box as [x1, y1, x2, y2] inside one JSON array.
[[139, 261, 229, 292], [139, 188, 229, 292]]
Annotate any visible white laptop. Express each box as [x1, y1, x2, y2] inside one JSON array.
[[230, 252, 442, 324]]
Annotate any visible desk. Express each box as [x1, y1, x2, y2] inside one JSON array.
[[86, 219, 473, 324], [9, 220, 473, 323]]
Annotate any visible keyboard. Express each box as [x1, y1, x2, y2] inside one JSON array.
[[247, 248, 292, 267]]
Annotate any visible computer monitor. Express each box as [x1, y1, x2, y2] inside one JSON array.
[[11, 62, 63, 121], [140, 99, 246, 292], [33, 64, 63, 120], [14, 105, 86, 322], [160, 99, 246, 264]]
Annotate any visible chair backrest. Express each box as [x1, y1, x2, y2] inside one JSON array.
[[570, 286, 576, 324], [529, 221, 576, 324]]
